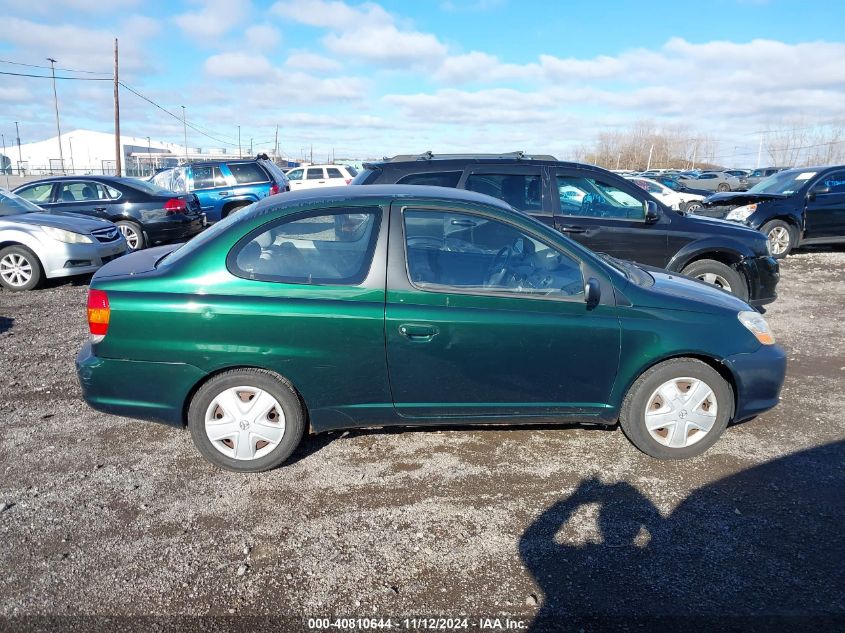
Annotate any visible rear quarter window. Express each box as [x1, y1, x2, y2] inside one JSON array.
[[397, 171, 462, 188], [228, 162, 269, 184]]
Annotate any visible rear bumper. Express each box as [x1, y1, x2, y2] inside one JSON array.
[[76, 342, 206, 427], [723, 344, 787, 421], [739, 255, 779, 307], [144, 214, 205, 245]]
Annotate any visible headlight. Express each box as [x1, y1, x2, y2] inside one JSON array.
[[725, 203, 757, 222], [738, 310, 775, 345], [42, 226, 93, 244]]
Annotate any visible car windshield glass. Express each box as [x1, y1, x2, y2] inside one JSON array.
[[125, 179, 175, 196], [0, 189, 42, 216], [598, 253, 654, 287], [748, 171, 815, 195]]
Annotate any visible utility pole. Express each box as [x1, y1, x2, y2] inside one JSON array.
[[249, 138, 253, 155], [68, 136, 75, 174], [756, 134, 763, 168], [274, 125, 279, 160], [14, 122, 22, 175], [691, 143, 697, 170], [147, 136, 151, 175], [1, 134, 9, 189], [112, 38, 122, 176], [181, 105, 188, 162], [310, 144, 313, 164], [238, 126, 241, 158], [646, 143, 654, 171], [46, 57, 65, 174]]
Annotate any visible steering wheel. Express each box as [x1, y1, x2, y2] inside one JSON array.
[[485, 245, 514, 287]]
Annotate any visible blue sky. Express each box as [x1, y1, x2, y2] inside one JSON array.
[[1, 0, 843, 163]]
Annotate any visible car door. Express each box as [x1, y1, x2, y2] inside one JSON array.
[[190, 165, 231, 219], [303, 167, 327, 189], [384, 202, 621, 419], [13, 182, 56, 208], [52, 181, 116, 219], [459, 165, 551, 226], [325, 166, 349, 186], [805, 169, 845, 241], [286, 168, 305, 190], [552, 169, 669, 266], [694, 174, 719, 191]]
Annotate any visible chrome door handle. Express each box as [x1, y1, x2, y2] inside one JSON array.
[[559, 225, 587, 234], [399, 324, 439, 342]]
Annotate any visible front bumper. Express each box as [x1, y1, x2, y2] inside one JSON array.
[[76, 342, 206, 427], [739, 255, 779, 307], [145, 213, 206, 245], [40, 239, 127, 279], [723, 344, 787, 422]]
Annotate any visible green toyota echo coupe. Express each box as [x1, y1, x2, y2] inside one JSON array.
[[76, 185, 786, 472]]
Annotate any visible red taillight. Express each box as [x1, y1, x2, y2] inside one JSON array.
[[87, 289, 110, 338], [269, 183, 280, 195], [344, 178, 352, 185], [164, 198, 188, 215]]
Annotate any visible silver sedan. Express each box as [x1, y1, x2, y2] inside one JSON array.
[[0, 189, 127, 291], [678, 172, 743, 192]]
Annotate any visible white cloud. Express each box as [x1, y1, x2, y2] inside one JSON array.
[[284, 52, 342, 72], [271, 0, 393, 30], [244, 25, 282, 52], [203, 52, 277, 81], [174, 0, 252, 40]]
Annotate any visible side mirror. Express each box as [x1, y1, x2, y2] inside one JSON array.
[[584, 277, 601, 310], [644, 200, 661, 223], [808, 185, 829, 201]]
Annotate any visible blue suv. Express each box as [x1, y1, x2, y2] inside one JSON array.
[[150, 158, 290, 223]]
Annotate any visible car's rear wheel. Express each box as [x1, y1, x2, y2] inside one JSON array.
[[222, 202, 251, 218], [116, 220, 145, 251], [620, 358, 732, 459], [0, 245, 43, 291], [760, 219, 796, 259], [188, 369, 305, 472], [681, 259, 748, 301], [717, 183, 730, 192]]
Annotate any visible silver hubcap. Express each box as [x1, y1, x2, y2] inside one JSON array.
[[645, 377, 718, 448], [686, 203, 701, 212], [767, 226, 790, 255], [0, 253, 33, 287], [204, 386, 286, 461], [118, 224, 140, 250], [695, 272, 732, 292]]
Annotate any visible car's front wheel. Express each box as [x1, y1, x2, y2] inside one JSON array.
[[681, 259, 748, 301], [683, 200, 702, 214], [760, 219, 796, 259], [188, 369, 305, 472], [620, 358, 732, 459], [0, 245, 43, 291]]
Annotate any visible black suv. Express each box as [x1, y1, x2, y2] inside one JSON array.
[[353, 152, 779, 306], [696, 165, 845, 258]]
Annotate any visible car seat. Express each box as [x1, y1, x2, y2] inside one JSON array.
[[61, 190, 77, 202]]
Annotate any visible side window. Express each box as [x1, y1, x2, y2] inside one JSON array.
[[556, 176, 645, 220], [465, 173, 543, 212], [397, 171, 462, 188], [151, 171, 172, 190], [403, 210, 583, 299], [306, 168, 324, 180], [227, 162, 268, 184], [326, 167, 344, 179], [286, 169, 303, 181], [105, 185, 122, 200], [192, 166, 227, 189], [16, 183, 53, 203], [230, 208, 381, 285], [700, 174, 716, 180], [58, 182, 108, 202], [819, 171, 845, 194]]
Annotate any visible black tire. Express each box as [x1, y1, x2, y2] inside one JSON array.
[[222, 202, 251, 218], [0, 245, 43, 291], [188, 368, 305, 473], [681, 259, 748, 301], [760, 219, 796, 259], [717, 183, 730, 192], [620, 358, 733, 459], [683, 200, 702, 214], [115, 220, 145, 251]]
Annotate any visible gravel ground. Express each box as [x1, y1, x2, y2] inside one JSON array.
[[0, 248, 843, 631]]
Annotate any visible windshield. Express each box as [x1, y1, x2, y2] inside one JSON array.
[[748, 170, 815, 195], [597, 253, 654, 287], [0, 189, 42, 216]]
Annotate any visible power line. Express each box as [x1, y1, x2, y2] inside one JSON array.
[[0, 69, 111, 80], [0, 58, 111, 76]]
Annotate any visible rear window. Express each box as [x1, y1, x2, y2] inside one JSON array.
[[351, 168, 379, 185], [397, 171, 462, 188], [123, 179, 174, 196], [228, 162, 269, 184], [326, 167, 344, 179], [345, 166, 358, 177]]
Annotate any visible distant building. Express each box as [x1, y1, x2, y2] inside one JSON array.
[[1, 129, 245, 177]]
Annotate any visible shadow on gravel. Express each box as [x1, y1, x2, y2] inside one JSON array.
[[0, 315, 12, 334], [519, 440, 844, 632]]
